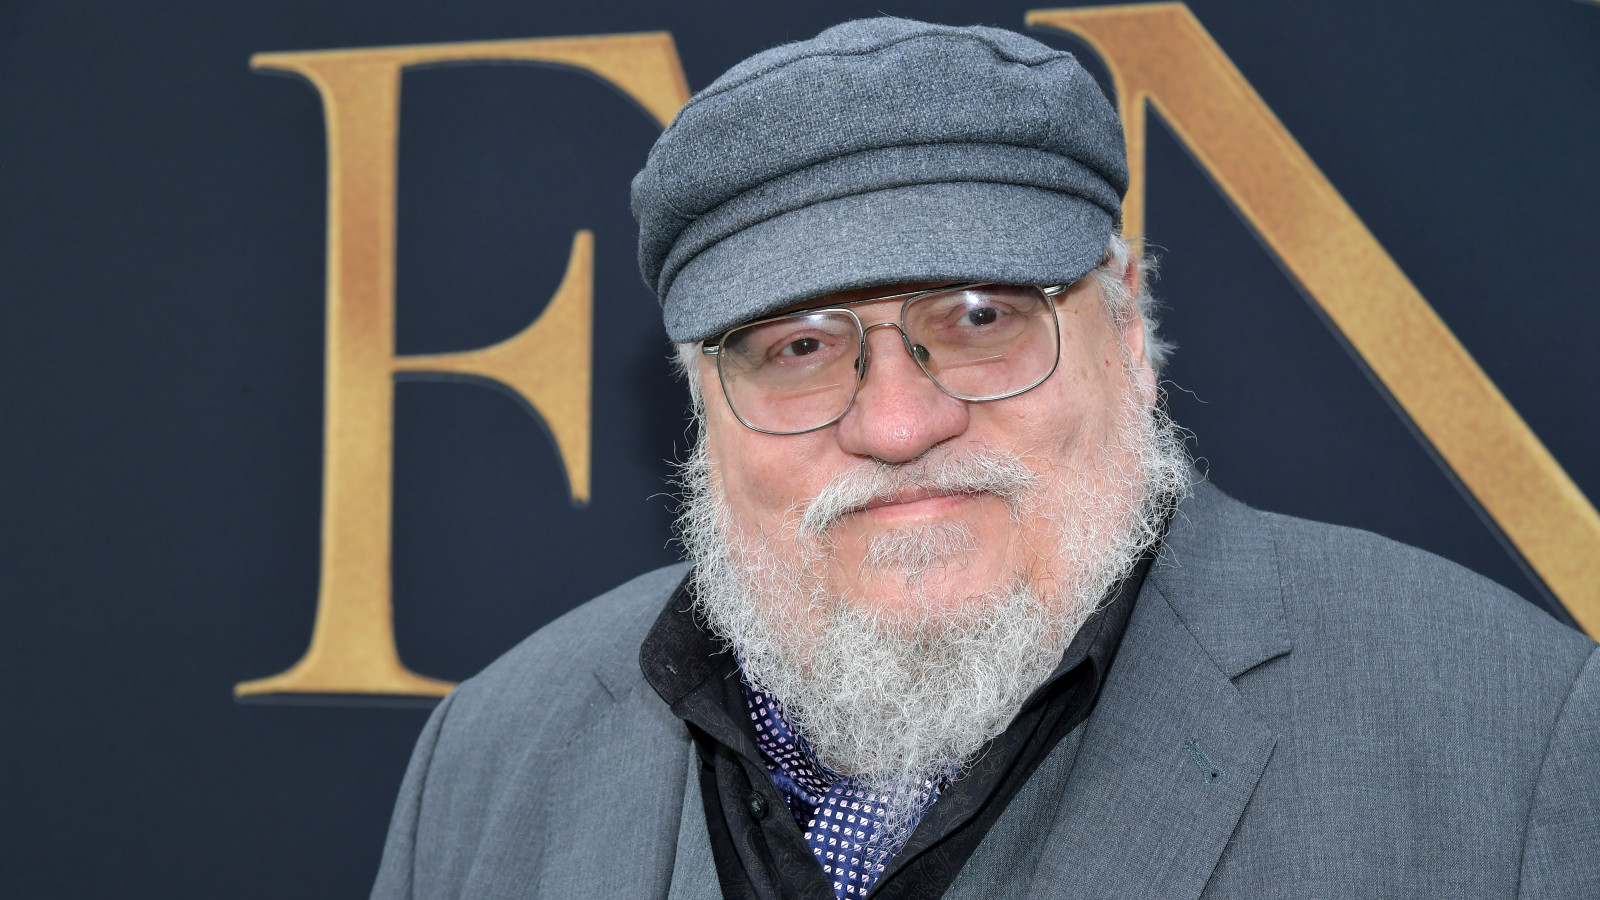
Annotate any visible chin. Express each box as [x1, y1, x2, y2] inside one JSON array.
[[838, 559, 1015, 617]]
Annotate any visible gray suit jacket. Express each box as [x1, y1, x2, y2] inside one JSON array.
[[370, 483, 1600, 898]]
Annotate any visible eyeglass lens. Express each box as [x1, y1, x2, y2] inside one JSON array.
[[716, 285, 1060, 434]]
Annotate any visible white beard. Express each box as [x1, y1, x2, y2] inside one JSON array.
[[674, 373, 1191, 845]]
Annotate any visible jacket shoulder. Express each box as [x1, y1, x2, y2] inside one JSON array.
[[1180, 487, 1600, 892], [1258, 505, 1591, 663], [1231, 496, 1597, 753], [1160, 480, 1593, 694], [371, 564, 693, 899], [471, 562, 687, 695], [437, 563, 688, 755]]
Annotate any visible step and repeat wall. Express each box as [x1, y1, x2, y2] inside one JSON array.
[[4, 1, 1597, 896]]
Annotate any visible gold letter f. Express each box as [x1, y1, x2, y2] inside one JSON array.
[[235, 34, 690, 698]]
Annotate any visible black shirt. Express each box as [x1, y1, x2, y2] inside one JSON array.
[[639, 552, 1151, 899]]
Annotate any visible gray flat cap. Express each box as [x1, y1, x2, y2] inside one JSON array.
[[632, 17, 1128, 343]]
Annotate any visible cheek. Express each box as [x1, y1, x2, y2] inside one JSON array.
[[1007, 339, 1130, 455], [707, 417, 831, 527]]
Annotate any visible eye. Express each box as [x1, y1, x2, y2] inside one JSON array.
[[962, 306, 1000, 327], [780, 336, 824, 357]]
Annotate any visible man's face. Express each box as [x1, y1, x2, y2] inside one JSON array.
[[698, 271, 1156, 614], [680, 263, 1186, 795]]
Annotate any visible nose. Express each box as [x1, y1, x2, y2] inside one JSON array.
[[834, 323, 969, 463]]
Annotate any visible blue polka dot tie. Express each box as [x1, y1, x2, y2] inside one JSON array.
[[742, 678, 943, 899]]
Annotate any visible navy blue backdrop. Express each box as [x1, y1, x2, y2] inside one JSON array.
[[2, 1, 1597, 896]]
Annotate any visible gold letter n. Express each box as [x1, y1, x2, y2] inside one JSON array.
[[235, 34, 691, 698], [1029, 3, 1600, 635]]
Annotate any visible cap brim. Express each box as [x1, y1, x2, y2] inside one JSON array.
[[662, 181, 1113, 343]]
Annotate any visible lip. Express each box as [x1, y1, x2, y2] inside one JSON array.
[[851, 489, 979, 524]]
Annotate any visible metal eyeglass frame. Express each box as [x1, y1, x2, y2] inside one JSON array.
[[701, 282, 1070, 435]]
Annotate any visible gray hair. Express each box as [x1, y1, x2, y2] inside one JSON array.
[[672, 235, 1171, 416]]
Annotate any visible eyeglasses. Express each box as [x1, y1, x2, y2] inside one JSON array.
[[702, 283, 1067, 435]]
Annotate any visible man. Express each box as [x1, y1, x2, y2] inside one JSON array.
[[370, 18, 1599, 899]]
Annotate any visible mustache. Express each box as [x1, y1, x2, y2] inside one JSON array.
[[795, 448, 1042, 540]]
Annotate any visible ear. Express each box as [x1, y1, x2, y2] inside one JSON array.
[[1115, 259, 1158, 404], [1121, 252, 1141, 301], [1116, 258, 1146, 364]]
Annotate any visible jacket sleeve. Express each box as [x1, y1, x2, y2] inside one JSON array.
[[369, 691, 458, 900], [1519, 645, 1600, 899]]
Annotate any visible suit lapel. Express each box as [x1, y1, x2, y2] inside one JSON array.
[[1023, 481, 1291, 900]]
